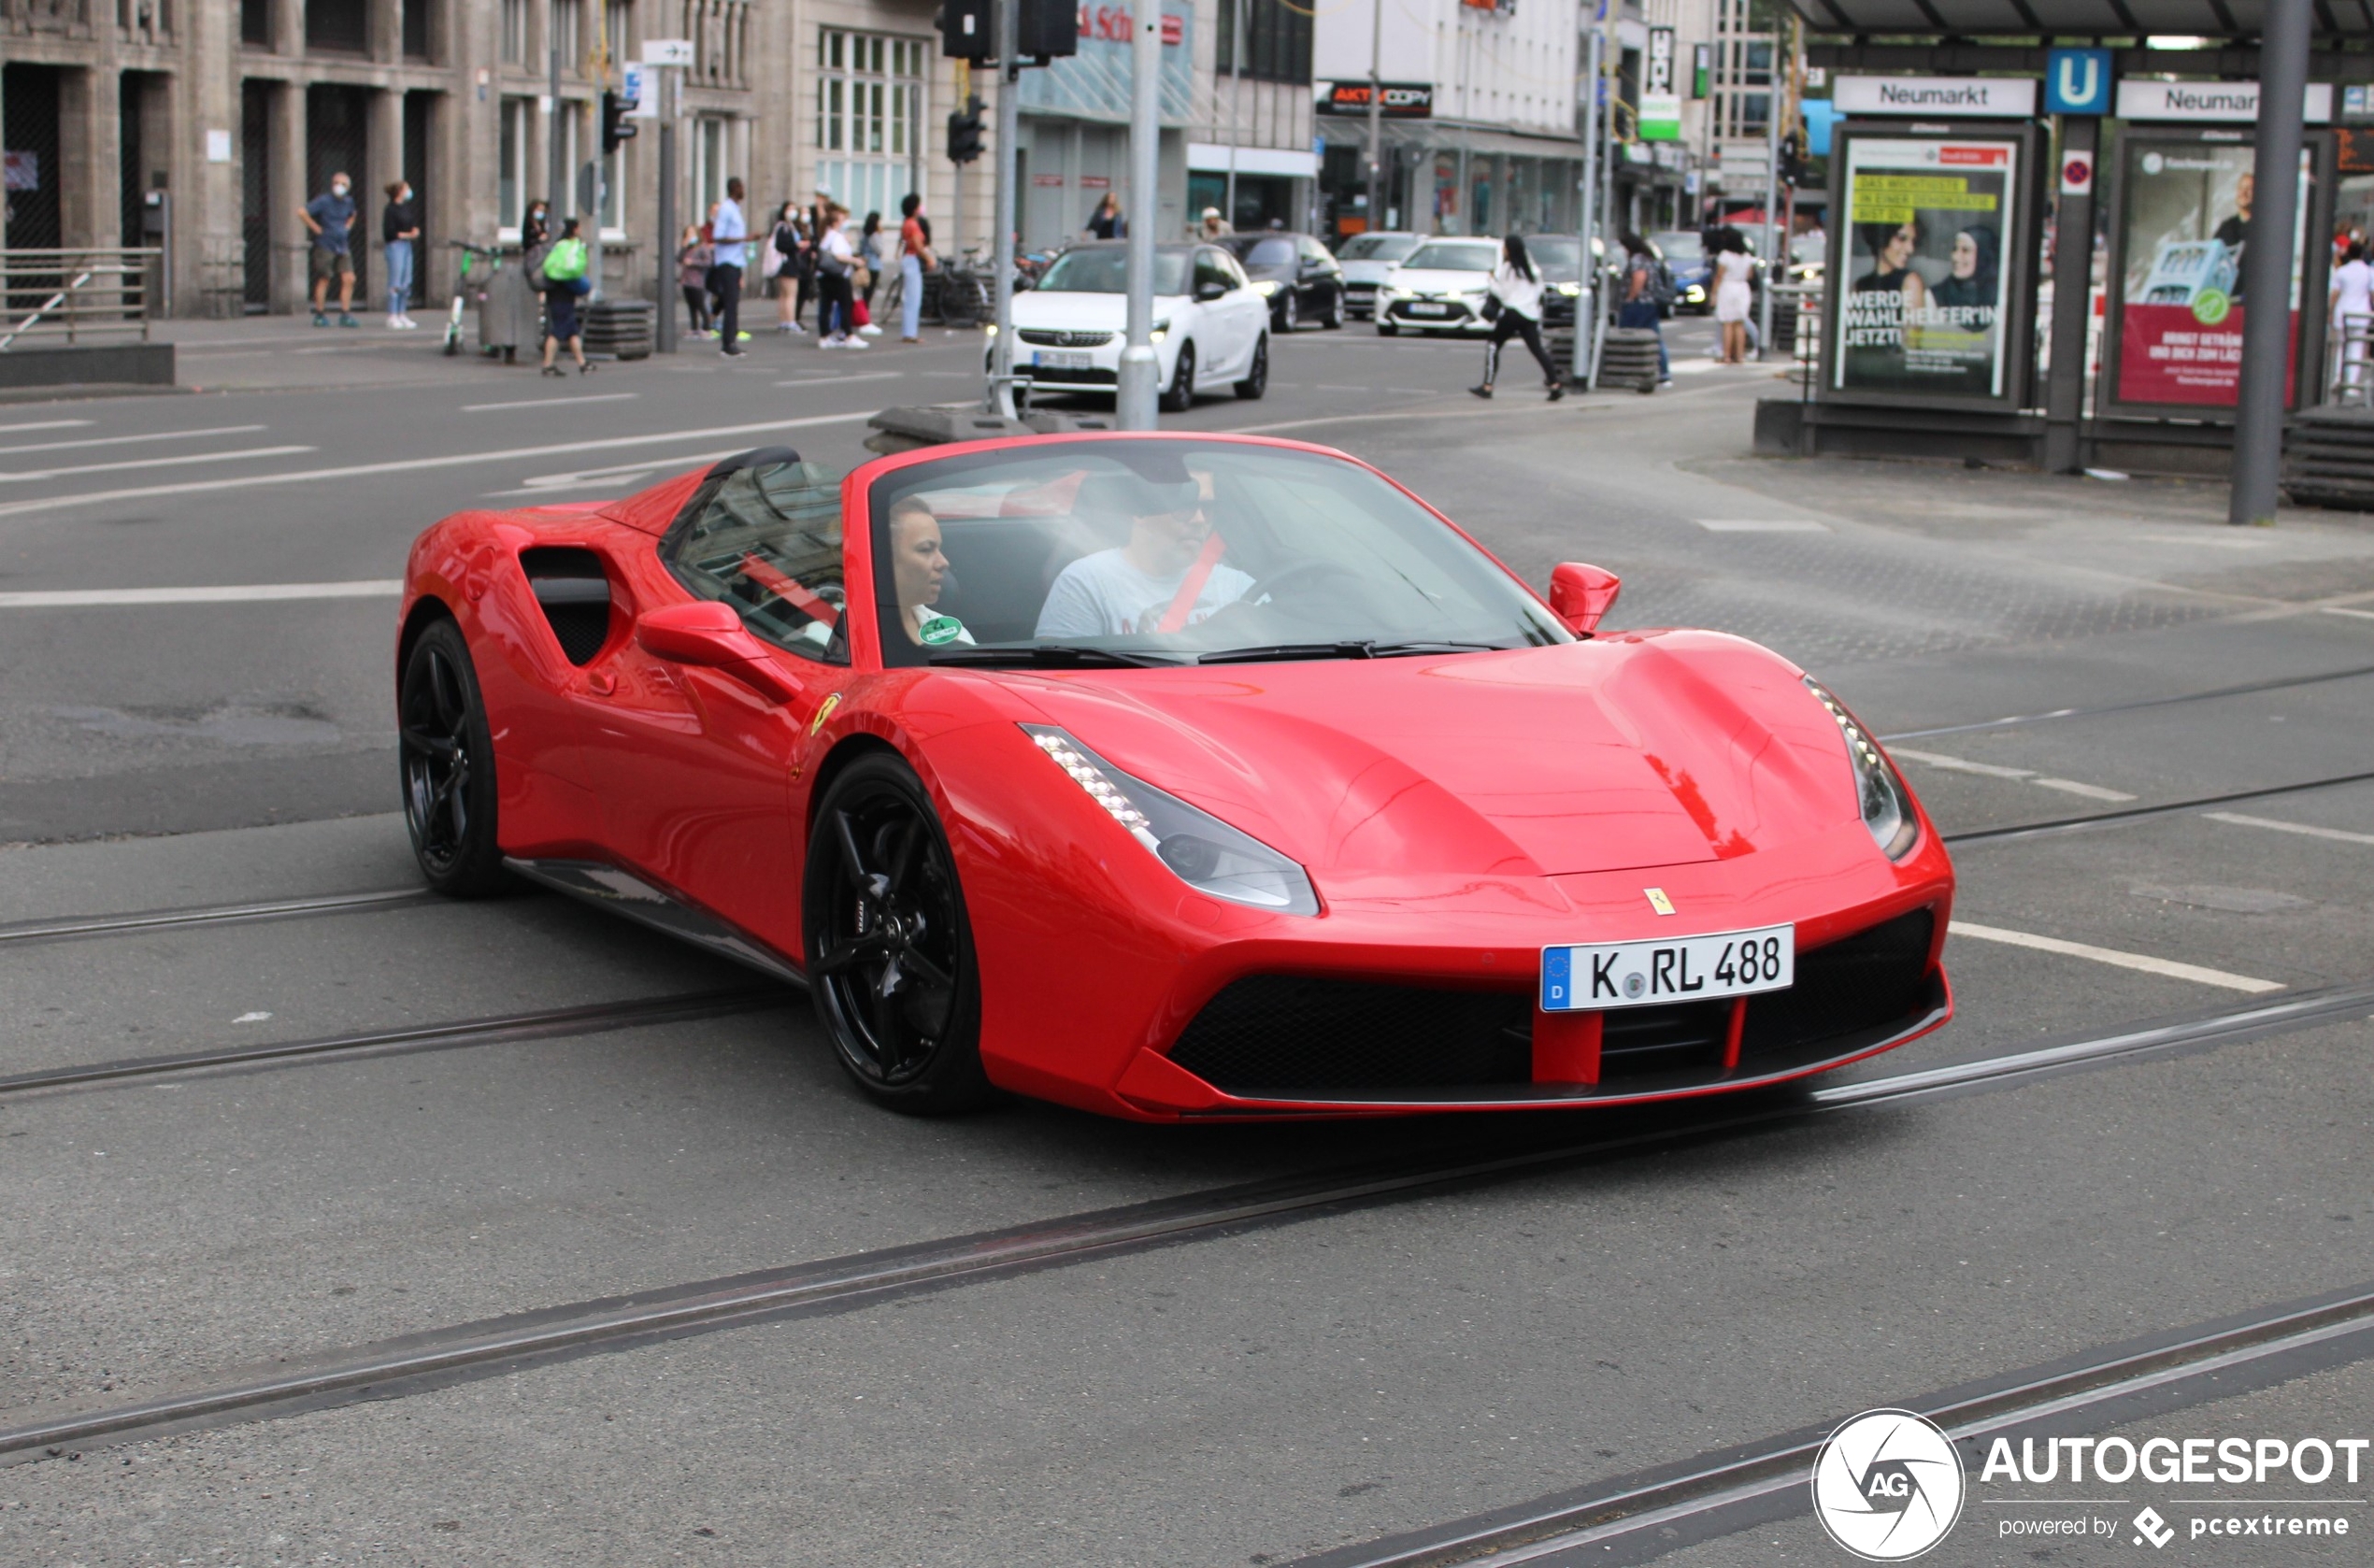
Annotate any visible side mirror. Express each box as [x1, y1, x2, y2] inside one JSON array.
[[1548, 563, 1622, 636], [636, 602, 804, 703], [1195, 279, 1227, 302]]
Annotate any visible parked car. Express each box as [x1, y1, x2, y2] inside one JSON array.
[[1217, 232, 1346, 333], [1374, 237, 1502, 335], [1334, 231, 1423, 320], [1000, 242, 1271, 412], [1523, 235, 1606, 332]]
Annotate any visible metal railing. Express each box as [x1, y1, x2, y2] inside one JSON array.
[[0, 249, 159, 350]]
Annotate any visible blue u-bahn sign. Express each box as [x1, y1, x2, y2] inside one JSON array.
[[2045, 48, 2114, 116]]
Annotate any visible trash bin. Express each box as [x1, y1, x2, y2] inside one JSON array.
[[478, 261, 538, 362]]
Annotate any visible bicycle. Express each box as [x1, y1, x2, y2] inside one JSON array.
[[930, 247, 994, 327], [443, 240, 506, 357]]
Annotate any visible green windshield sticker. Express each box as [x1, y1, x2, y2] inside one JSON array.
[[919, 615, 965, 646]]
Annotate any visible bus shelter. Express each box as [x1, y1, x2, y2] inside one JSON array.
[[1755, 4, 2373, 501]]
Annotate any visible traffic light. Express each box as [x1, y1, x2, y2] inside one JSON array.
[[1779, 130, 1805, 188], [946, 96, 985, 164], [601, 91, 637, 156], [1015, 0, 1078, 61], [940, 0, 992, 62]]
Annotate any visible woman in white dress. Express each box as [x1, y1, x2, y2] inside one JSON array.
[[1713, 233, 1757, 364], [2332, 240, 2374, 400]]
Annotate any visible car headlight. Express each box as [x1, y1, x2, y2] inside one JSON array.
[[1151, 318, 1169, 343], [1684, 284, 1705, 301], [1804, 680, 1919, 861], [1556, 281, 1580, 297], [1023, 725, 1319, 915], [984, 322, 998, 337], [1251, 279, 1280, 296]]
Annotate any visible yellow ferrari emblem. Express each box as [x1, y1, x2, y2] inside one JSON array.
[[808, 691, 842, 736], [1644, 887, 1676, 916]]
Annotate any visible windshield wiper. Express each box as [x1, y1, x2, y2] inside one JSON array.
[[1197, 640, 1505, 665], [929, 644, 1182, 668]]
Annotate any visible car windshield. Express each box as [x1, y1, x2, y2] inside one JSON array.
[[1228, 236, 1296, 267], [868, 440, 1569, 666], [1399, 240, 1498, 273], [1791, 234, 1826, 266], [1337, 234, 1419, 262], [1526, 237, 1582, 279], [1036, 248, 1191, 295], [1652, 232, 1704, 261]]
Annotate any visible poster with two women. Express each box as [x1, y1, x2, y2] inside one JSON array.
[[1833, 134, 2022, 402]]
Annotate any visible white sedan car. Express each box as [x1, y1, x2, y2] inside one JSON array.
[[1004, 242, 1271, 411], [1374, 236, 1502, 336], [1334, 231, 1422, 320]]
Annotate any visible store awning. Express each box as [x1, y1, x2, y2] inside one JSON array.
[[1318, 121, 1586, 164], [1782, 0, 2370, 38], [1186, 143, 1319, 178]]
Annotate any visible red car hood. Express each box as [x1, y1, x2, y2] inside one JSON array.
[[1014, 633, 1861, 879]]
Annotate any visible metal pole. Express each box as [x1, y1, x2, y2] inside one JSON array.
[[1225, 0, 1243, 226], [1365, 0, 1383, 226], [2041, 114, 2097, 472], [1117, 0, 1164, 428], [1576, 28, 1600, 390], [656, 67, 677, 353], [2232, 0, 2311, 525], [989, 0, 1022, 418], [1595, 35, 1616, 383], [1755, 25, 1781, 359], [547, 4, 565, 220]]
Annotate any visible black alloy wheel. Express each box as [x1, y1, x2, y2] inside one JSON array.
[[804, 753, 989, 1113], [1159, 340, 1196, 413], [1234, 333, 1268, 399], [398, 619, 507, 897]]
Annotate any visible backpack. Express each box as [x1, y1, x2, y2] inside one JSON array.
[[543, 236, 588, 282]]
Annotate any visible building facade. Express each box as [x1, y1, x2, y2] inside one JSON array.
[[1311, 0, 1583, 242], [0, 0, 1290, 319]]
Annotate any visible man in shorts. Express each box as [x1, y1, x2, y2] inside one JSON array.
[[301, 172, 360, 328]]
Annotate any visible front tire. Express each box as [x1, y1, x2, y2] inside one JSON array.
[[1234, 333, 1268, 399], [804, 753, 990, 1115], [398, 619, 507, 897], [1324, 288, 1345, 330], [1159, 340, 1196, 413], [1276, 291, 1299, 334]]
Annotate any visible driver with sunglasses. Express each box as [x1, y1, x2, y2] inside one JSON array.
[[1035, 471, 1253, 638]]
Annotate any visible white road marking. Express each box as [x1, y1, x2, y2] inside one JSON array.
[[2324, 606, 2374, 620], [1948, 920, 2283, 993], [459, 392, 641, 412], [0, 419, 93, 434], [0, 580, 402, 607], [770, 372, 901, 388], [1696, 519, 1831, 533], [0, 445, 316, 482], [0, 411, 873, 520], [2205, 811, 2374, 846], [1888, 747, 2036, 780], [0, 424, 266, 456], [2133, 533, 2272, 549], [2031, 777, 2141, 802]]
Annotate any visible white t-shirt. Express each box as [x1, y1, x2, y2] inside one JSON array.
[[1489, 262, 1545, 321], [1037, 549, 1255, 638], [2335, 258, 2374, 320]]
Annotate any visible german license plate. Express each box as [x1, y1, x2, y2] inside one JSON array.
[[1408, 302, 1451, 317], [1033, 349, 1091, 369], [1540, 923, 1795, 1012]]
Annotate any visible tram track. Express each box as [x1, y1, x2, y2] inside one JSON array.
[[1290, 1281, 2374, 1568], [0, 887, 435, 948], [5, 975, 2368, 1463], [1880, 662, 2374, 742]]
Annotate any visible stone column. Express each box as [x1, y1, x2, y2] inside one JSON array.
[[272, 80, 309, 314], [58, 67, 121, 250], [368, 86, 404, 307]]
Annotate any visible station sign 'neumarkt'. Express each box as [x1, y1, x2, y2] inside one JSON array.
[[1832, 76, 2038, 118]]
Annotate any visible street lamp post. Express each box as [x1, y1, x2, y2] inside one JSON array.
[[1364, 0, 1384, 229], [1117, 0, 1164, 427], [988, 0, 1022, 417]]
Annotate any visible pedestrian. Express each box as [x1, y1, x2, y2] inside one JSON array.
[[711, 177, 749, 356], [381, 178, 421, 330], [521, 199, 551, 250], [300, 170, 360, 328], [1713, 230, 1756, 364], [1616, 230, 1669, 385], [539, 218, 593, 377], [818, 204, 866, 349], [767, 201, 808, 335], [797, 188, 832, 331], [1467, 233, 1564, 402], [2333, 240, 2374, 399], [898, 192, 935, 343], [1197, 206, 1232, 240], [1086, 192, 1123, 239], [677, 223, 713, 336]]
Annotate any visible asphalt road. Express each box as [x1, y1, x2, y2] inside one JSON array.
[[1, 314, 2371, 1566]]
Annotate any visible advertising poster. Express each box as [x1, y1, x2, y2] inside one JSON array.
[[2111, 137, 2310, 409], [1833, 134, 2020, 401]]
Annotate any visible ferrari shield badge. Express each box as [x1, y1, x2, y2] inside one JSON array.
[[918, 614, 965, 646], [1644, 887, 1676, 916], [808, 691, 842, 736]]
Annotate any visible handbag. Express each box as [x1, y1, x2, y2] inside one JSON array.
[[1480, 294, 1504, 323], [853, 296, 871, 328]]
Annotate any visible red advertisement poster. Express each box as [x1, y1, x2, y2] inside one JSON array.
[[2118, 303, 2300, 406]]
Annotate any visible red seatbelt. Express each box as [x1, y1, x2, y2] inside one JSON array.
[[1156, 532, 1227, 634], [739, 552, 839, 626]]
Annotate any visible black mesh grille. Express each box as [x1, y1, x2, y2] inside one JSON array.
[[1165, 905, 1940, 1099], [522, 548, 613, 666]]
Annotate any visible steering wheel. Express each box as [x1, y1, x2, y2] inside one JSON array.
[[1239, 558, 1366, 608]]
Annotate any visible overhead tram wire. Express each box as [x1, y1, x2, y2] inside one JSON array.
[[6, 974, 2370, 1460]]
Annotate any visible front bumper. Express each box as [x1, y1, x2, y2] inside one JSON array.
[[1382, 296, 1489, 332], [1344, 281, 1379, 317], [1003, 329, 1165, 393]]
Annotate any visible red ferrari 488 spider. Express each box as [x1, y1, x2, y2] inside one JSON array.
[[396, 433, 1952, 1119]]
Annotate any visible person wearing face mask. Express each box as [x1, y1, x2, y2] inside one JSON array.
[[301, 171, 361, 328], [521, 200, 551, 250], [382, 179, 422, 330]]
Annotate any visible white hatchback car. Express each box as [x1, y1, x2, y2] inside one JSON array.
[[1374, 236, 1502, 336], [1005, 242, 1271, 411]]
